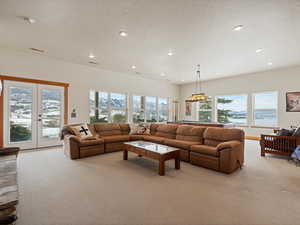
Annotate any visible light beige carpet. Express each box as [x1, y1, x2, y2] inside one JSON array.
[[17, 141, 300, 225]]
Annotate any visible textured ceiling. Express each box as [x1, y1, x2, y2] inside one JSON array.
[[0, 0, 300, 84]]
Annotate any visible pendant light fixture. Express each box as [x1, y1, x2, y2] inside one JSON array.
[[185, 64, 209, 103]]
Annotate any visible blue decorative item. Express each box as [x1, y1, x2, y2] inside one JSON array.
[[291, 145, 300, 166]]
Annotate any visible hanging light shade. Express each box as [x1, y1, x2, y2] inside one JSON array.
[[185, 65, 209, 103]]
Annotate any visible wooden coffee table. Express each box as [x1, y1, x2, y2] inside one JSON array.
[[123, 141, 180, 176]]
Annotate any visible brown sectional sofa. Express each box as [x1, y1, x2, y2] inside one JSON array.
[[62, 123, 244, 174]]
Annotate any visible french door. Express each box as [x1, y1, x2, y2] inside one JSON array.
[[3, 81, 64, 149]]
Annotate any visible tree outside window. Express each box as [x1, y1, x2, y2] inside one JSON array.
[[216, 95, 248, 125]]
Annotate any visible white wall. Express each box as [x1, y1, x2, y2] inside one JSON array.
[[179, 66, 300, 136], [0, 48, 179, 124]]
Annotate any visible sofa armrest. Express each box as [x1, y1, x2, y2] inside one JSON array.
[[216, 140, 241, 151], [63, 135, 80, 159], [217, 141, 244, 174], [69, 136, 104, 146]]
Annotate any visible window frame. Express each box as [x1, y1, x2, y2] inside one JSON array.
[[252, 91, 278, 127]]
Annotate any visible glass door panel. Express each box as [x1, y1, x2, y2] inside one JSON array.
[[4, 81, 37, 149], [38, 85, 64, 147]]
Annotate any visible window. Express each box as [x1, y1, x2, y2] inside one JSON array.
[[110, 93, 127, 123], [253, 92, 278, 126], [132, 96, 169, 123], [89, 91, 127, 123], [198, 99, 212, 122], [145, 96, 157, 122], [132, 95, 145, 123], [216, 95, 248, 125], [98, 92, 109, 122], [158, 98, 169, 122]]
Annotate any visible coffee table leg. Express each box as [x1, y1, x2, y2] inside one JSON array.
[[175, 158, 180, 170], [123, 150, 128, 160], [159, 160, 165, 176]]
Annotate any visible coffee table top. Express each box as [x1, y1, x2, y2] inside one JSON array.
[[124, 141, 179, 154]]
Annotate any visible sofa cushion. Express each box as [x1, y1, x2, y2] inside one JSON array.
[[155, 124, 178, 139], [176, 125, 206, 142], [191, 145, 219, 157], [94, 123, 122, 136], [102, 135, 131, 143], [150, 123, 160, 135], [119, 123, 130, 135], [143, 135, 165, 144], [204, 128, 244, 146], [164, 139, 201, 150], [130, 134, 146, 141]]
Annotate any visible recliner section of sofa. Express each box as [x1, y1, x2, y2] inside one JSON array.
[[190, 128, 244, 173], [62, 123, 244, 174]]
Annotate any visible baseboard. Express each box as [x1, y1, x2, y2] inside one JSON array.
[[245, 136, 261, 141]]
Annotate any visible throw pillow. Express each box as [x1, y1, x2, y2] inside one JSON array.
[[138, 123, 151, 134], [277, 129, 294, 136], [293, 127, 300, 137], [129, 123, 150, 134], [129, 124, 139, 134], [70, 123, 93, 138]]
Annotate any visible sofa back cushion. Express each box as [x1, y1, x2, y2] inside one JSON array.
[[204, 128, 244, 146], [154, 124, 178, 139], [94, 123, 122, 136], [150, 124, 160, 135], [176, 125, 206, 142], [119, 123, 130, 135]]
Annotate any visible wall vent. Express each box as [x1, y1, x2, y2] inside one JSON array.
[[29, 48, 45, 53], [89, 61, 98, 65]]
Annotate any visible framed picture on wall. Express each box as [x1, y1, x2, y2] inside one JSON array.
[[185, 102, 192, 116], [286, 92, 300, 112]]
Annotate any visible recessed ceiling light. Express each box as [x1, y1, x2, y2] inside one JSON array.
[[23, 17, 36, 24], [119, 30, 128, 37], [233, 25, 243, 31], [256, 48, 263, 53], [268, 62, 273, 66], [168, 51, 174, 56], [181, 79, 185, 82], [131, 65, 136, 69], [89, 54, 95, 59], [161, 73, 166, 76]]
